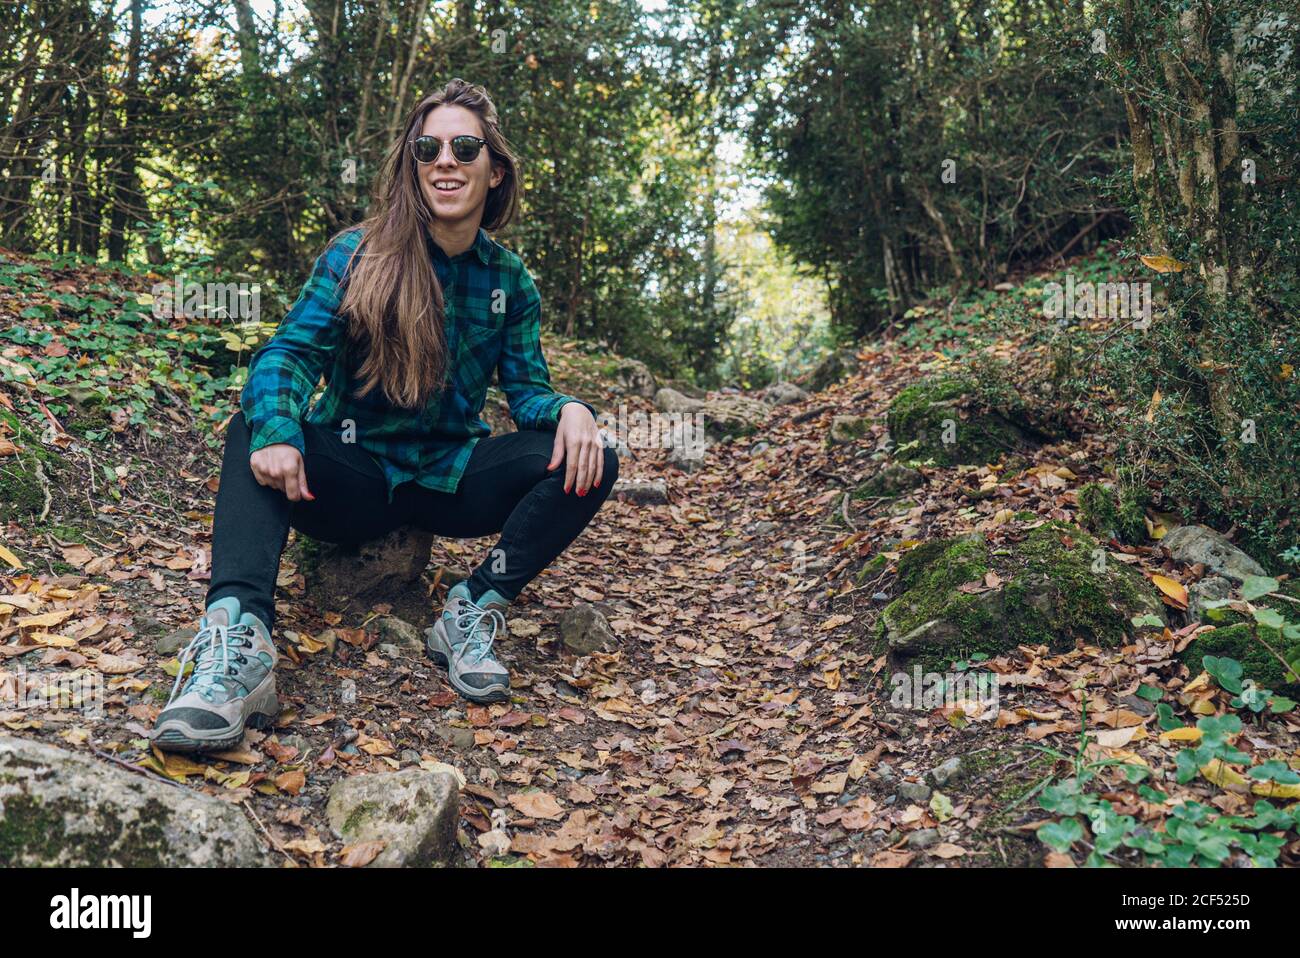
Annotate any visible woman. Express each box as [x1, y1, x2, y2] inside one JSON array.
[[153, 79, 617, 753]]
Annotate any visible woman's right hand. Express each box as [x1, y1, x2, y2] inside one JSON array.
[[250, 443, 314, 502]]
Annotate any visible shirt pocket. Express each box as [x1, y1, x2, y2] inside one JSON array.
[[453, 318, 501, 402]]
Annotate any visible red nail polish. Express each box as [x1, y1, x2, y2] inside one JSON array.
[[579, 488, 587, 497]]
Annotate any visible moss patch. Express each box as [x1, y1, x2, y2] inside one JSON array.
[[876, 521, 1164, 671], [0, 448, 51, 524], [1077, 482, 1147, 543], [1181, 623, 1300, 694], [885, 375, 1029, 466]]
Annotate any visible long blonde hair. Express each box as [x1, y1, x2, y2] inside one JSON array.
[[338, 78, 521, 408]]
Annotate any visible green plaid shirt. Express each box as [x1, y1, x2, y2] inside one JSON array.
[[241, 227, 594, 497]]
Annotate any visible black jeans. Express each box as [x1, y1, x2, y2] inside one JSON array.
[[207, 415, 618, 630]]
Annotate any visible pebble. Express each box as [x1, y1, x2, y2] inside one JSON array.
[[907, 828, 940, 850], [897, 781, 932, 803], [927, 756, 965, 787]]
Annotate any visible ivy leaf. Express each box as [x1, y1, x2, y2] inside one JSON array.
[[1202, 656, 1244, 694], [1240, 575, 1279, 601], [1037, 817, 1084, 854]]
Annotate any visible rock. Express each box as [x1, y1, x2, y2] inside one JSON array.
[[854, 464, 924, 499], [664, 379, 708, 399], [907, 827, 940, 849], [612, 478, 669, 505], [926, 757, 965, 787], [654, 387, 704, 415], [157, 625, 196, 656], [559, 603, 616, 655], [886, 375, 1032, 466], [0, 737, 268, 866], [778, 608, 807, 634], [299, 526, 434, 624], [613, 358, 657, 399], [448, 728, 477, 750], [806, 349, 858, 392], [761, 381, 809, 406], [700, 395, 770, 441], [325, 767, 460, 867], [1188, 575, 1234, 619], [897, 781, 932, 803], [1162, 524, 1267, 582], [878, 521, 1165, 671], [829, 414, 871, 444], [664, 419, 710, 471], [373, 615, 423, 652]]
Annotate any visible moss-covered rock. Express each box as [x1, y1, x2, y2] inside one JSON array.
[[828, 414, 870, 444], [1180, 623, 1300, 694], [885, 376, 1030, 466], [876, 521, 1164, 671], [0, 736, 267, 866], [854, 463, 924, 500]]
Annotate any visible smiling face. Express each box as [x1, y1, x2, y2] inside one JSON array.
[[415, 104, 504, 229]]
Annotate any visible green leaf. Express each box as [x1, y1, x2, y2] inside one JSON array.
[[1037, 817, 1084, 854], [1240, 575, 1280, 601], [1202, 655, 1243, 694], [1253, 607, 1285, 629]]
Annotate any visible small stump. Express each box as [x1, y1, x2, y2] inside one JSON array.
[[298, 526, 436, 625]]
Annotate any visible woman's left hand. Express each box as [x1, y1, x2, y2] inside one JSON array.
[[548, 402, 605, 496]]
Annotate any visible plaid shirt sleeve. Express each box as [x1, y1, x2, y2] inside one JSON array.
[[240, 234, 355, 455], [498, 264, 596, 430]]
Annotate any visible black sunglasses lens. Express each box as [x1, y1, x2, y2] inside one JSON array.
[[411, 136, 440, 163], [451, 136, 483, 163]]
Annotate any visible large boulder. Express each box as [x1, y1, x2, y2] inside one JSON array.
[[806, 349, 858, 392], [886, 376, 1032, 466], [298, 526, 434, 624], [0, 737, 269, 867], [877, 521, 1164, 671], [613, 358, 657, 399], [325, 767, 461, 867], [700, 395, 770, 440], [762, 381, 809, 406], [1161, 524, 1267, 581], [654, 387, 704, 415]]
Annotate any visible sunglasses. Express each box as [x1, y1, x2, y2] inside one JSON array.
[[408, 134, 488, 165]]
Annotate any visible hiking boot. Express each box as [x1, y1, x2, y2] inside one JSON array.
[[152, 597, 279, 753], [425, 581, 511, 703]]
